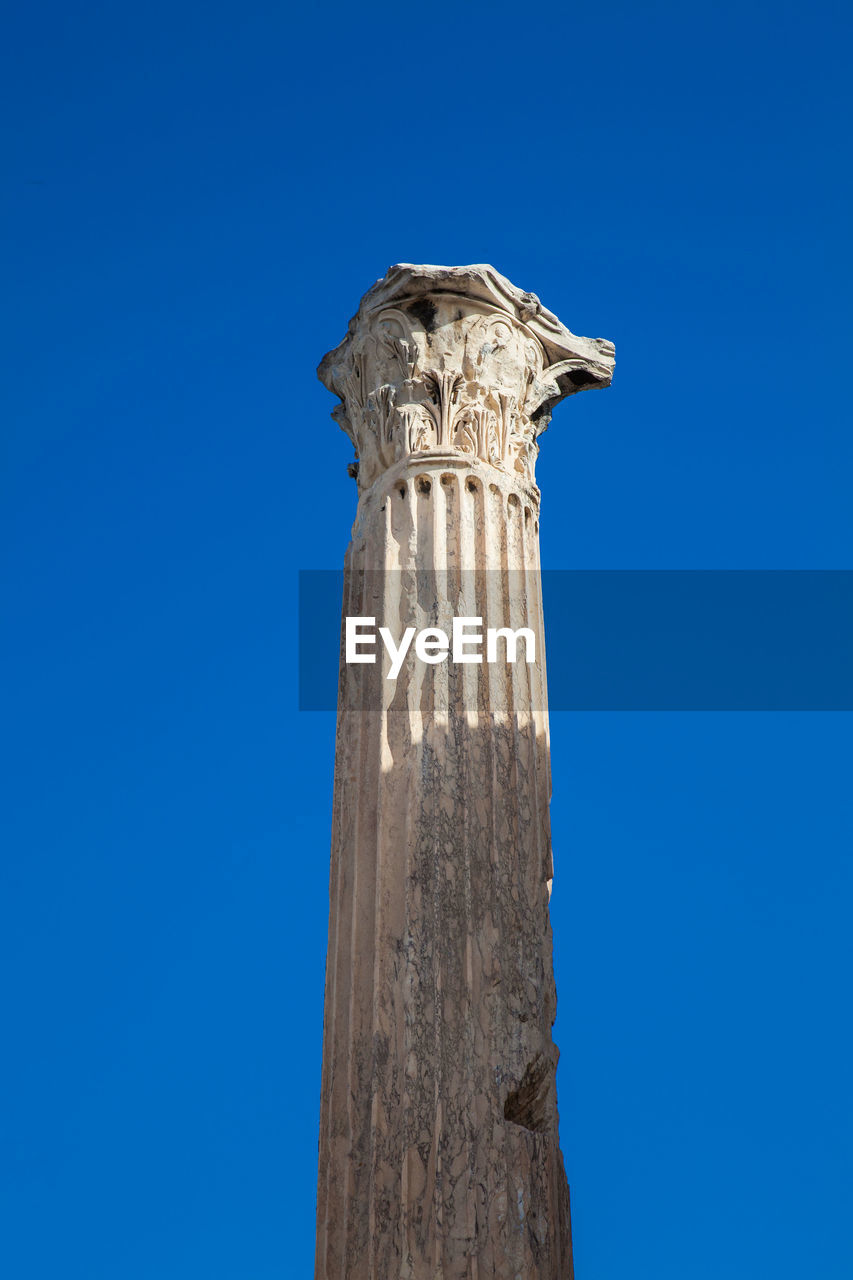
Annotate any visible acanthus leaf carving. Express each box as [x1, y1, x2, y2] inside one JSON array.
[[422, 370, 463, 449], [319, 269, 615, 493], [398, 403, 436, 455]]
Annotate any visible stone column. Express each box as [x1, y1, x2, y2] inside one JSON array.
[[315, 265, 614, 1279]]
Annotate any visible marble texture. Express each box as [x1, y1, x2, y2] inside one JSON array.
[[315, 265, 614, 1278]]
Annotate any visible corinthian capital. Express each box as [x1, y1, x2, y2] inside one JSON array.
[[318, 263, 615, 494]]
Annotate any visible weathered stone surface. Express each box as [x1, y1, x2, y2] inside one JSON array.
[[315, 265, 614, 1278], [318, 262, 614, 495]]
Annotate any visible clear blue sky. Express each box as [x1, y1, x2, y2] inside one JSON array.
[[2, 2, 851, 1277]]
